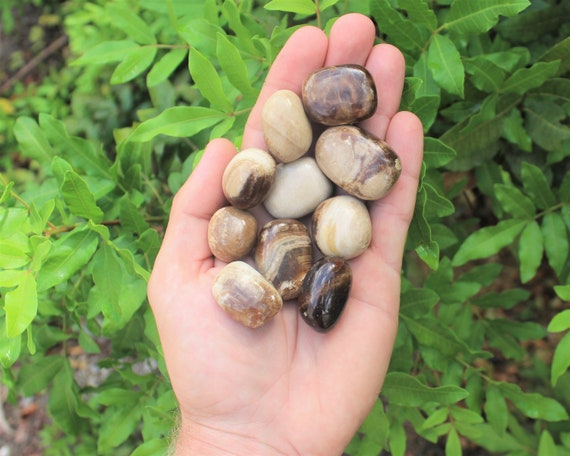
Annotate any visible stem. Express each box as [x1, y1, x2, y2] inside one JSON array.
[[535, 202, 566, 220], [315, 0, 322, 29]]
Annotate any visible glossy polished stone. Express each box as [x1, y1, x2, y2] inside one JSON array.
[[302, 64, 377, 126], [312, 195, 371, 260], [255, 219, 313, 300], [208, 206, 258, 263], [263, 157, 333, 219], [212, 261, 283, 328], [262, 89, 313, 163], [315, 125, 401, 201], [298, 257, 352, 332], [222, 148, 276, 209]]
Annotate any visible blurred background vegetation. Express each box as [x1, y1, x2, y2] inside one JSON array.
[[0, 0, 569, 455]]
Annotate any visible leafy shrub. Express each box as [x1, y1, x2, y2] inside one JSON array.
[[1, 0, 569, 455]]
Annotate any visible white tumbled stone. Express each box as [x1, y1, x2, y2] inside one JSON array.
[[263, 157, 333, 219]]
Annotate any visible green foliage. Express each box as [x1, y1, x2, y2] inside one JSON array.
[[1, 0, 569, 454]]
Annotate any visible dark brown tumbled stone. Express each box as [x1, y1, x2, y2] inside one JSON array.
[[302, 64, 377, 126], [255, 219, 313, 300], [298, 257, 352, 332]]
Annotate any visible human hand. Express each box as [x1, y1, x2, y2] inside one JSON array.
[[148, 13, 424, 456]]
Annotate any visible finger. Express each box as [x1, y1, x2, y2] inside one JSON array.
[[149, 138, 237, 291], [242, 26, 328, 150], [366, 111, 424, 278], [323, 13, 376, 66], [360, 43, 406, 140]]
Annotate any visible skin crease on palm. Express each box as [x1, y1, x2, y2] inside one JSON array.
[[147, 13, 424, 456]]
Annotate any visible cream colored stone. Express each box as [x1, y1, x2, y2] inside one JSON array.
[[262, 90, 313, 163], [312, 195, 372, 260], [263, 157, 333, 219]]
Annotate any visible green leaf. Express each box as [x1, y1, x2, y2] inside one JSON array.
[[422, 408, 449, 430], [111, 46, 157, 84], [60, 170, 105, 222], [502, 61, 560, 95], [520, 162, 556, 210], [129, 106, 226, 142], [445, 0, 530, 35], [409, 187, 440, 270], [0, 319, 21, 368], [40, 114, 113, 180], [264, 0, 315, 15], [551, 332, 570, 387], [106, 3, 156, 45], [18, 355, 65, 396], [37, 227, 99, 291], [411, 95, 440, 132], [89, 243, 147, 331], [542, 211, 568, 277], [119, 197, 149, 235], [518, 220, 544, 283], [146, 48, 188, 87], [500, 382, 569, 421], [13, 116, 54, 164], [5, 272, 37, 338], [369, 0, 426, 51], [423, 137, 456, 168], [400, 288, 439, 318], [48, 362, 83, 434], [471, 288, 530, 309], [441, 93, 520, 171], [554, 285, 570, 301], [503, 108, 532, 152], [424, 183, 455, 218], [484, 385, 508, 436], [216, 33, 257, 99], [382, 372, 469, 407], [72, 40, 140, 66], [401, 315, 486, 360], [525, 98, 570, 162], [464, 57, 506, 93], [0, 239, 29, 269], [428, 34, 464, 97], [98, 402, 142, 452], [540, 36, 570, 76], [399, 0, 437, 31], [490, 319, 546, 341], [452, 219, 527, 266], [131, 438, 170, 456], [493, 183, 536, 218], [445, 427, 462, 456], [538, 430, 557, 456], [189, 47, 233, 111]]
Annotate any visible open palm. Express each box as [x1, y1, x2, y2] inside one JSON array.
[[148, 13, 423, 456]]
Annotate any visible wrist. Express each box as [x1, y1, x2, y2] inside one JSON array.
[[173, 418, 293, 456]]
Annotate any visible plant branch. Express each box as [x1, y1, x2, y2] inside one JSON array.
[[0, 34, 69, 95]]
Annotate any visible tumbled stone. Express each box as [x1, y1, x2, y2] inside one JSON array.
[[262, 89, 313, 163], [312, 195, 371, 260], [302, 64, 377, 126], [255, 219, 312, 300], [222, 148, 276, 209], [263, 157, 333, 219], [208, 206, 258, 263], [212, 261, 283, 328], [298, 257, 352, 332], [315, 125, 401, 200]]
